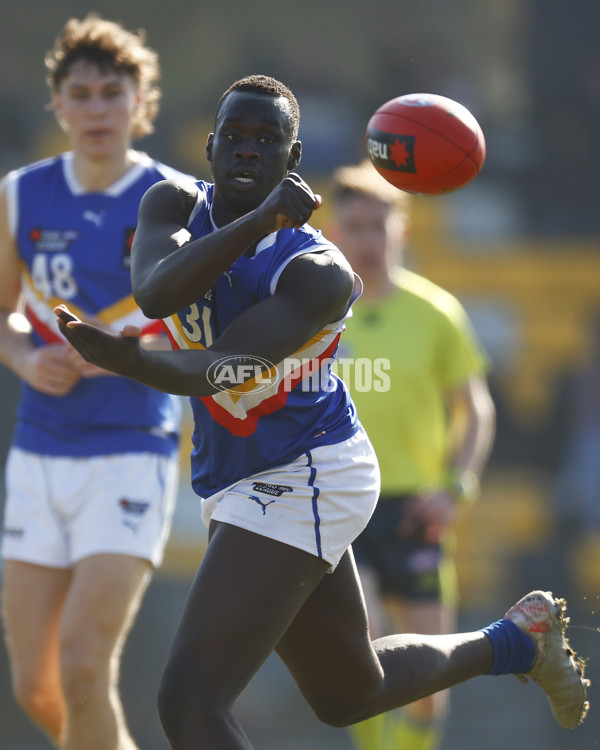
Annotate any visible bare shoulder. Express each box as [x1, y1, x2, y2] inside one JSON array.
[[139, 178, 199, 223], [278, 247, 355, 322], [284, 247, 354, 289]]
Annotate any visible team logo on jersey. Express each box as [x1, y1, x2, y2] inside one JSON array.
[[248, 494, 276, 515], [121, 227, 136, 269], [366, 128, 416, 172], [252, 482, 293, 497], [29, 227, 79, 252], [83, 209, 106, 227]]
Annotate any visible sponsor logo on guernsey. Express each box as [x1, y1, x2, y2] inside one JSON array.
[[29, 227, 79, 252], [251, 482, 293, 497], [366, 128, 416, 173]]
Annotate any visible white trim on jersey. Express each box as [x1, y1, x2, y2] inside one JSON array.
[[268, 242, 338, 295], [61, 151, 196, 197], [187, 184, 205, 226]]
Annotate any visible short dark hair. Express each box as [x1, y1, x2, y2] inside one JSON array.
[[216, 75, 300, 140]]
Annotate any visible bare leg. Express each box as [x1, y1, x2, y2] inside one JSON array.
[[157, 522, 330, 750], [385, 597, 454, 723], [157, 525, 492, 749], [348, 568, 455, 750], [2, 560, 70, 746], [276, 548, 492, 725], [60, 553, 151, 750]]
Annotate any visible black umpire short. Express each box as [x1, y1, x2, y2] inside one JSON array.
[[351, 494, 457, 602]]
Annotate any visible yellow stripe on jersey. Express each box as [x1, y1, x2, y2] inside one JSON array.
[[19, 263, 89, 324], [296, 327, 330, 353], [20, 262, 152, 332], [97, 294, 140, 325]]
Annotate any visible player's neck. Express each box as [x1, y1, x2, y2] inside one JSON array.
[[71, 148, 141, 192]]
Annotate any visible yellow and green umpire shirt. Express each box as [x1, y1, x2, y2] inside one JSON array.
[[337, 269, 489, 495]]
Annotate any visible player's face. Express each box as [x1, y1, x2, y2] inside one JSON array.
[[207, 91, 299, 223], [52, 59, 140, 161], [333, 195, 404, 284]]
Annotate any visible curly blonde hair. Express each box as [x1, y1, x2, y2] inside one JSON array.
[[45, 14, 161, 139]]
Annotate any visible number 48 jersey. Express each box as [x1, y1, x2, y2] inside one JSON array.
[[6, 151, 194, 457]]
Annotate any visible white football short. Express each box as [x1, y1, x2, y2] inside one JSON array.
[[2, 448, 178, 568], [202, 426, 381, 569]]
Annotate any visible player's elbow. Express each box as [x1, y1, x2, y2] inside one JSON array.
[[134, 283, 171, 321], [136, 297, 164, 322]]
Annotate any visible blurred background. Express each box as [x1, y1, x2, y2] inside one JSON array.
[[1, 0, 599, 747]]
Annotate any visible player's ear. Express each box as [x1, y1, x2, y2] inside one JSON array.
[[287, 141, 302, 171], [205, 133, 214, 162]]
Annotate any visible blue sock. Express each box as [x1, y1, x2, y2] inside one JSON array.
[[480, 618, 536, 675]]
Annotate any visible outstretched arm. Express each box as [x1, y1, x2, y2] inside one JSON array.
[[131, 174, 321, 320], [54, 305, 222, 396], [56, 247, 353, 398]]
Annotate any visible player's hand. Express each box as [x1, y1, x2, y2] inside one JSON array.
[[63, 313, 121, 378], [55, 304, 142, 378], [64, 343, 115, 378], [396, 490, 458, 544], [21, 344, 83, 396], [255, 173, 321, 232]]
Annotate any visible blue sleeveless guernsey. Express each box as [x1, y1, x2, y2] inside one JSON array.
[[7, 151, 194, 457], [163, 181, 360, 498]]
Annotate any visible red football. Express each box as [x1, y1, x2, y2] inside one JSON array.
[[365, 93, 486, 195]]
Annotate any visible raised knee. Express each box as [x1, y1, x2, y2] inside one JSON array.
[[309, 683, 382, 728], [313, 701, 365, 728]]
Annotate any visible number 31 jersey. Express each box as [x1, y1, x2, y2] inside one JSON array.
[[163, 180, 360, 499], [6, 151, 193, 457]]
